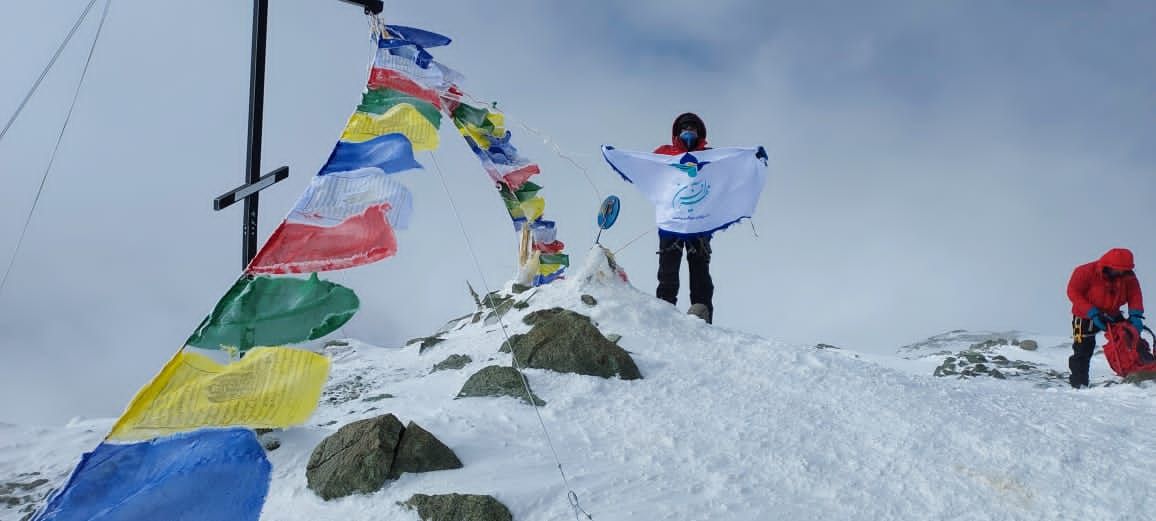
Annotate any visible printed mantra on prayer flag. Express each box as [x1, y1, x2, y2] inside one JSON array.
[[109, 347, 330, 441]]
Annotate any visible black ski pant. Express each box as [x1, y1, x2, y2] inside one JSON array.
[[1069, 316, 1099, 388], [656, 235, 713, 314]]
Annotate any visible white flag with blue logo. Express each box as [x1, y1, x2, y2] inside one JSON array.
[[602, 145, 769, 237]]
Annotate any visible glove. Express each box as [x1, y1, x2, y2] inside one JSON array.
[[1087, 307, 1107, 331], [1130, 310, 1145, 332]]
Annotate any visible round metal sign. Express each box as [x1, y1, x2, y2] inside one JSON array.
[[597, 195, 621, 230]]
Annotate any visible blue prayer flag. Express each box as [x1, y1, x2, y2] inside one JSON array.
[[320, 133, 422, 176], [34, 429, 270, 521]]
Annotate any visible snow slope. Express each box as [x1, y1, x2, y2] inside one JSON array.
[[5, 249, 1156, 520]]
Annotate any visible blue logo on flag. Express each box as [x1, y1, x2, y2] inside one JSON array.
[[670, 154, 711, 211]]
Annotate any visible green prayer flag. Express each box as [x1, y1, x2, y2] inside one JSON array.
[[513, 182, 542, 202], [358, 88, 442, 127], [498, 184, 521, 209], [186, 274, 358, 352], [538, 254, 570, 267], [451, 103, 490, 128]]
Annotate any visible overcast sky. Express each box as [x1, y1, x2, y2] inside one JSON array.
[[1, 0, 1154, 425]]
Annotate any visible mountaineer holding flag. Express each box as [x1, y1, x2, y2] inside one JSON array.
[[602, 113, 768, 324]]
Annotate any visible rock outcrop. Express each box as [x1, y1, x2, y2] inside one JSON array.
[[457, 365, 545, 406], [507, 308, 641, 380], [403, 493, 513, 521], [307, 414, 462, 500]]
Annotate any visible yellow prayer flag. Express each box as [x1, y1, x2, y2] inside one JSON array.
[[108, 347, 330, 441], [520, 196, 545, 221], [457, 122, 491, 149], [539, 262, 564, 276], [341, 105, 439, 150], [485, 111, 506, 137]]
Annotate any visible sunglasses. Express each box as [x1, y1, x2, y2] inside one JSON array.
[[1103, 268, 1133, 278]]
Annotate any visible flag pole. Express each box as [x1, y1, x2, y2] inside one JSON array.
[[215, 0, 385, 271]]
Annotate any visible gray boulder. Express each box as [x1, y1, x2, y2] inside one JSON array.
[[306, 414, 404, 500], [403, 493, 513, 521], [521, 307, 566, 326], [433, 354, 472, 372], [511, 308, 641, 380], [307, 414, 464, 500], [389, 422, 463, 479], [457, 365, 545, 406]]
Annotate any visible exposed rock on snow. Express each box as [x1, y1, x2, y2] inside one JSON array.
[[0, 473, 50, 520], [306, 414, 405, 500], [508, 308, 641, 380], [306, 414, 461, 500], [407, 335, 446, 354], [932, 350, 1066, 385], [388, 422, 463, 480], [519, 307, 566, 327], [900, 331, 1072, 387], [456, 365, 545, 406], [431, 354, 472, 373], [322, 373, 374, 406], [402, 493, 513, 521], [466, 282, 522, 327]]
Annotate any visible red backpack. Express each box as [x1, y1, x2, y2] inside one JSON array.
[[1102, 322, 1156, 377]]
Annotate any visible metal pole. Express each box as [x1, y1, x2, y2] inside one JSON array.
[[243, 0, 269, 270]]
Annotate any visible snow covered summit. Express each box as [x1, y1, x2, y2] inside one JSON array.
[[4, 248, 1156, 520]]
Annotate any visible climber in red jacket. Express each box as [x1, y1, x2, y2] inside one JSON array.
[[1066, 248, 1145, 388]]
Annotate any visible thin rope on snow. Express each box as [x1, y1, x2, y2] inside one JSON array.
[[428, 151, 593, 520]]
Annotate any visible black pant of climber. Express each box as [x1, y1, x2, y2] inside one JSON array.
[[1069, 316, 1100, 388], [656, 235, 713, 322]]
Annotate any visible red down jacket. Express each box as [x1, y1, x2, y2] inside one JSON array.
[[1067, 248, 1143, 318]]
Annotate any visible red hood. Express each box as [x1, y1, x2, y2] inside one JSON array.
[[1098, 248, 1135, 271]]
